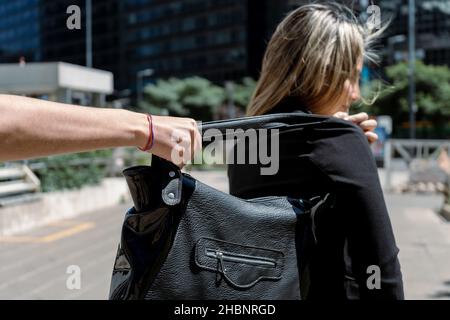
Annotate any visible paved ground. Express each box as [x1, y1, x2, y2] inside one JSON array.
[[0, 203, 126, 299], [0, 170, 449, 299], [389, 193, 450, 299]]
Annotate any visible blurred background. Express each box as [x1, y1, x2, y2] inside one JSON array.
[[0, 0, 449, 299]]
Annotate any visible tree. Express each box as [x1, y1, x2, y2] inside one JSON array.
[[139, 77, 225, 121], [232, 77, 257, 111], [365, 61, 450, 138]]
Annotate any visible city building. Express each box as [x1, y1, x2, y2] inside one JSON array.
[[0, 0, 122, 92], [379, 0, 450, 66], [0, 0, 448, 100], [0, 62, 113, 106], [0, 0, 288, 96], [118, 0, 291, 91]]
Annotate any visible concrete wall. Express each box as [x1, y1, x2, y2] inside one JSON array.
[[0, 178, 130, 237], [58, 62, 113, 94], [0, 62, 113, 96], [0, 63, 58, 94]]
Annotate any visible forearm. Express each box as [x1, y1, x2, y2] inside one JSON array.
[[0, 94, 149, 161]]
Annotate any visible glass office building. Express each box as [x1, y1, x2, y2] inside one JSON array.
[[125, 0, 248, 81], [0, 0, 123, 87], [380, 0, 450, 66], [122, 0, 294, 88], [0, 0, 448, 94], [0, 0, 41, 62], [0, 0, 289, 92]]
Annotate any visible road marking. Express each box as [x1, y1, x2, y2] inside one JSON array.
[[47, 220, 82, 227], [0, 222, 95, 244], [40, 222, 95, 243]]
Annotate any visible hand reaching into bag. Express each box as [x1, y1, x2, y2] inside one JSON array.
[[333, 112, 378, 144]]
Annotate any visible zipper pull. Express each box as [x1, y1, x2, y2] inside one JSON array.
[[216, 250, 227, 272], [215, 250, 226, 286]]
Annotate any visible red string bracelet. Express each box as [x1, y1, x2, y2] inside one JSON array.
[[138, 114, 154, 151]]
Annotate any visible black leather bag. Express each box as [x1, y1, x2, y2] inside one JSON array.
[[108, 113, 335, 300]]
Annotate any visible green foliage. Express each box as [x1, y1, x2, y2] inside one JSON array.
[[138, 76, 257, 121], [139, 76, 225, 121], [365, 61, 450, 137], [34, 150, 111, 192], [232, 77, 257, 109]]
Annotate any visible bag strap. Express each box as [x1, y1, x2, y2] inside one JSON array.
[[201, 112, 310, 132], [150, 112, 327, 173], [200, 112, 327, 141]]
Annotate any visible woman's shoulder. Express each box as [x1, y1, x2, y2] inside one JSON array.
[[267, 111, 371, 155], [308, 114, 369, 147], [267, 106, 368, 141], [304, 116, 378, 184]]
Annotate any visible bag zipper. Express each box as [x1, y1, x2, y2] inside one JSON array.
[[205, 248, 276, 268]]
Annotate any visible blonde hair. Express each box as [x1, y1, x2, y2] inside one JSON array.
[[247, 2, 386, 116]]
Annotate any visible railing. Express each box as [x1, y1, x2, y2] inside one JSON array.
[[384, 139, 450, 190], [0, 164, 41, 206], [0, 147, 153, 206], [21, 147, 151, 177]]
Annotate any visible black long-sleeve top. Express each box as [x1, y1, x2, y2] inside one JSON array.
[[227, 104, 404, 300]]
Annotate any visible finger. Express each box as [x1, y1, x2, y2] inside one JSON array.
[[359, 119, 378, 131], [188, 119, 201, 162], [180, 132, 192, 165], [193, 127, 202, 163], [333, 112, 350, 120], [169, 130, 187, 166], [348, 112, 369, 124], [173, 145, 186, 168], [365, 131, 378, 144]]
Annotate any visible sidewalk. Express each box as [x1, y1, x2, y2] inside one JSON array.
[[0, 169, 448, 299], [387, 193, 450, 299]]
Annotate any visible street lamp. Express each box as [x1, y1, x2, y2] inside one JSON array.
[[408, 0, 416, 139], [136, 68, 154, 106], [86, 0, 92, 68]]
